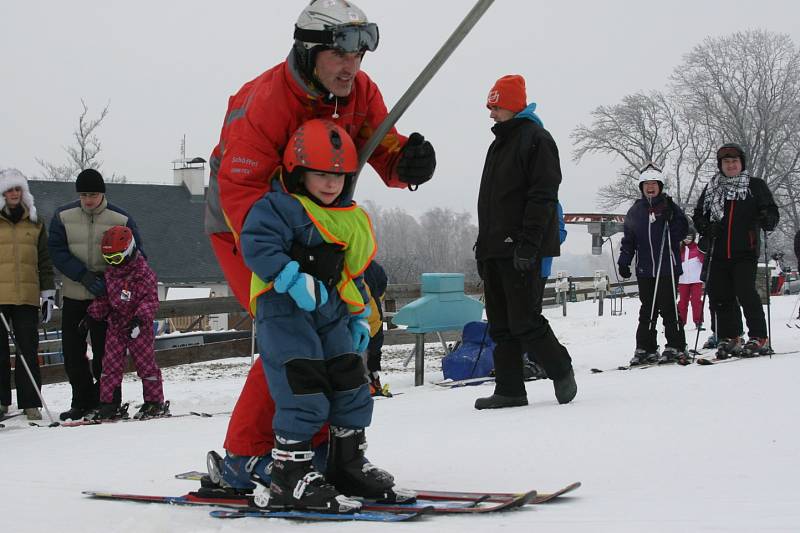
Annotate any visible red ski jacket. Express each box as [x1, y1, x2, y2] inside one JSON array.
[[206, 54, 409, 239]]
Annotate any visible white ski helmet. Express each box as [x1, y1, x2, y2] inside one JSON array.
[[292, 1, 379, 87], [638, 162, 664, 193]]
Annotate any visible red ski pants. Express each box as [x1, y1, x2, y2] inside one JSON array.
[[678, 282, 704, 325]]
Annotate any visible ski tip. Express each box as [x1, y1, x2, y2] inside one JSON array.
[[590, 368, 603, 373]]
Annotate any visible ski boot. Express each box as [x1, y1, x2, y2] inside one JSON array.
[[630, 349, 659, 366], [59, 406, 92, 421], [134, 400, 170, 420], [24, 408, 42, 421], [266, 436, 361, 513], [199, 450, 268, 497], [90, 402, 128, 421], [715, 337, 742, 360], [368, 372, 392, 397], [702, 335, 718, 349], [741, 337, 770, 357], [658, 347, 681, 364], [326, 426, 416, 504]]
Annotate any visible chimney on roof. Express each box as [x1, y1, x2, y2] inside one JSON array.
[[172, 156, 206, 199]]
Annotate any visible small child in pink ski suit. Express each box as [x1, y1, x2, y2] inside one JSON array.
[[87, 226, 164, 419]]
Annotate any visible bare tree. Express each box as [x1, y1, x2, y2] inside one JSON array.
[[37, 100, 126, 182], [672, 30, 800, 232]]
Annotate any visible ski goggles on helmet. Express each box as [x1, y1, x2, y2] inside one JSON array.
[[295, 23, 379, 53], [103, 252, 126, 265]]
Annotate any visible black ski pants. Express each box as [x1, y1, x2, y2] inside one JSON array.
[[636, 276, 686, 351], [365, 298, 384, 374], [480, 258, 572, 397], [61, 297, 119, 409], [0, 305, 42, 408], [708, 258, 766, 339]]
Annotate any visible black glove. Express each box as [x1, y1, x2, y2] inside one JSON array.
[[78, 315, 97, 337], [663, 196, 675, 222], [396, 133, 436, 187], [705, 222, 724, 239], [80, 271, 107, 296], [512, 243, 538, 272], [759, 209, 777, 231], [618, 264, 632, 279], [127, 317, 143, 339]]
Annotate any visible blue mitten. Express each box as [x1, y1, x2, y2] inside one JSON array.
[[348, 307, 372, 353], [273, 261, 328, 312]]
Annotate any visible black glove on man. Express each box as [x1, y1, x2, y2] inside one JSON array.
[[759, 209, 778, 232], [512, 243, 538, 272], [705, 222, 724, 239], [80, 271, 107, 296], [396, 133, 436, 187], [618, 264, 632, 279], [663, 196, 675, 222], [78, 315, 97, 337]]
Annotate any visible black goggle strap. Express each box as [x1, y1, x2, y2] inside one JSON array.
[[294, 23, 379, 53]]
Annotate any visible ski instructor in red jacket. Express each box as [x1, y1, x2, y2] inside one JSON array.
[[203, 0, 436, 494]]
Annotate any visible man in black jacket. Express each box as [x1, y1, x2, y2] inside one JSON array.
[[474, 75, 576, 410], [693, 143, 779, 357]]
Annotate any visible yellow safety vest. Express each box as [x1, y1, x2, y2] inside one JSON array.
[[249, 194, 377, 316]]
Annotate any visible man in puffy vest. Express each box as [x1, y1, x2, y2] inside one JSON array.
[[204, 0, 436, 494], [48, 169, 144, 421]]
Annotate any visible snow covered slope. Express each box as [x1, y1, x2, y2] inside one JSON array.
[[3, 296, 800, 532]]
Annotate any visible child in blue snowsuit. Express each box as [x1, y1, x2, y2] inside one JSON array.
[[239, 119, 411, 513]]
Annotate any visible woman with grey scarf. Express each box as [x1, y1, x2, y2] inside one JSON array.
[[692, 143, 778, 358]]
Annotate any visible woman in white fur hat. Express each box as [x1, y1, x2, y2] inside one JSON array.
[[0, 168, 55, 420]]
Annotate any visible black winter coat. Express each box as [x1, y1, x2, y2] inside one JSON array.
[[693, 177, 778, 261], [475, 118, 561, 261], [617, 194, 688, 278]]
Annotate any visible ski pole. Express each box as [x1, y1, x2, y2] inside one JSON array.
[[764, 229, 772, 357], [665, 222, 681, 335], [0, 311, 58, 426], [649, 222, 668, 333], [691, 238, 715, 360], [353, 0, 495, 186]]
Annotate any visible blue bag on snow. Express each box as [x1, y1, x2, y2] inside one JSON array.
[[441, 321, 495, 380]]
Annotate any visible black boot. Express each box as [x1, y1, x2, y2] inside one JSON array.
[[91, 402, 127, 421], [59, 406, 92, 421], [553, 369, 577, 404], [267, 436, 361, 513], [327, 427, 415, 503], [474, 394, 529, 410]]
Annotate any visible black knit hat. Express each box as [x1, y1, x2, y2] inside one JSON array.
[[75, 168, 106, 193]]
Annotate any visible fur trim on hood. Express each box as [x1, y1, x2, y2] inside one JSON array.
[[0, 168, 37, 222]]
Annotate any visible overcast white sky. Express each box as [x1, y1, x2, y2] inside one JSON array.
[[3, 0, 799, 253]]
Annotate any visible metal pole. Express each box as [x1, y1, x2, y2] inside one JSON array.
[[763, 230, 773, 356], [649, 223, 668, 332], [691, 239, 715, 359], [353, 0, 495, 186], [414, 333, 425, 386], [0, 311, 58, 426]]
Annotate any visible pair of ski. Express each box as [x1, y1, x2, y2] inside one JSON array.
[[695, 349, 798, 365], [435, 373, 546, 388], [591, 358, 692, 373], [83, 471, 580, 522]]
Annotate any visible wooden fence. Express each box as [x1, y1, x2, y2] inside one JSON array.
[[9, 276, 636, 387]]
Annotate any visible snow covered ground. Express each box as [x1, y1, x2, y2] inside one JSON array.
[[3, 295, 800, 532]]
